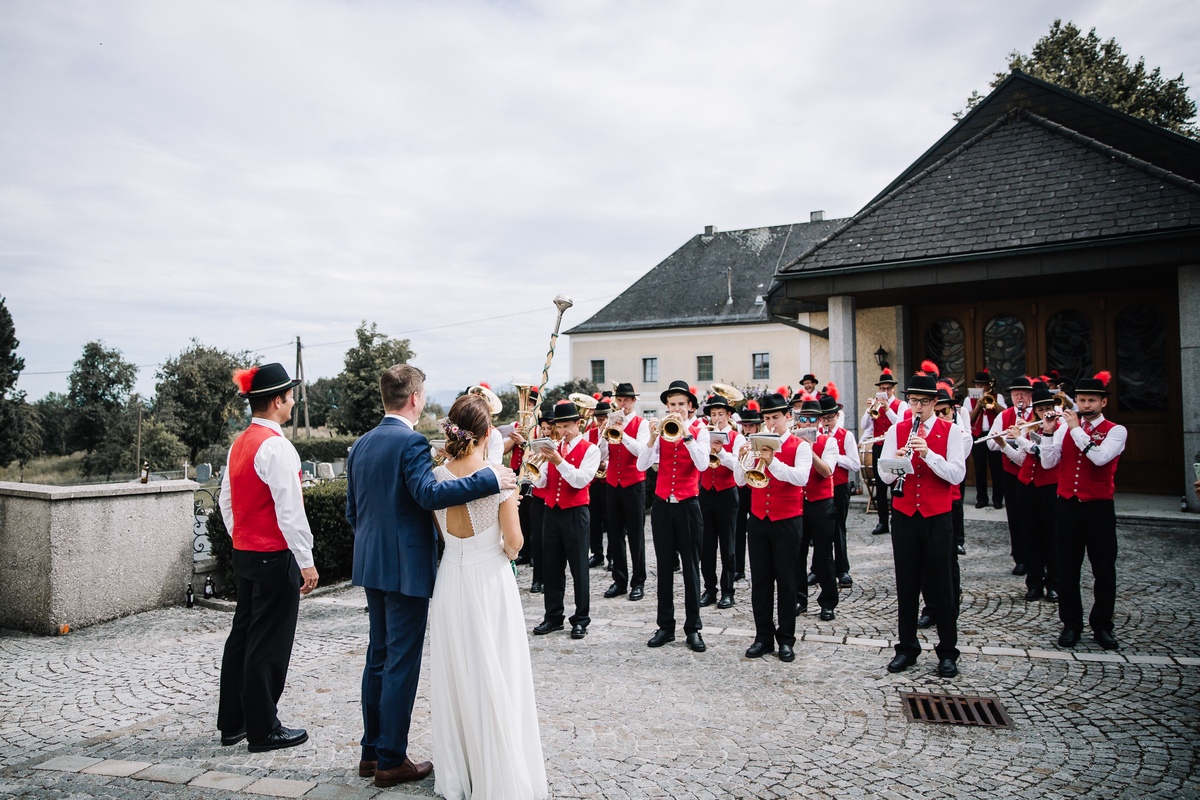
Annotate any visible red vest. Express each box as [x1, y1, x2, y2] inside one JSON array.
[[890, 417, 955, 518], [510, 441, 524, 473], [1018, 435, 1060, 488], [700, 425, 737, 492], [655, 418, 704, 502], [997, 405, 1031, 475], [830, 427, 851, 486], [872, 397, 901, 437], [228, 423, 292, 552], [749, 434, 805, 521], [1057, 419, 1121, 501], [586, 427, 606, 484], [804, 433, 834, 502], [606, 415, 647, 488], [545, 438, 593, 509], [970, 399, 1001, 437]]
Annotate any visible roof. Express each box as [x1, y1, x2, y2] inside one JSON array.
[[567, 219, 843, 335]]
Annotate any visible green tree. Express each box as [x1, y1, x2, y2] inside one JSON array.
[[304, 376, 342, 429], [539, 378, 600, 410], [330, 322, 415, 436], [67, 341, 138, 454], [35, 392, 73, 456], [0, 297, 28, 465], [957, 19, 1198, 138], [154, 340, 251, 462], [82, 397, 187, 477]]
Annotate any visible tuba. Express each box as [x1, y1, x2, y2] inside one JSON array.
[[569, 392, 598, 430], [709, 383, 745, 406]]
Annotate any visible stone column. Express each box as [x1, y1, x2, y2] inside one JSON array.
[[1181, 265, 1200, 512], [828, 296, 858, 430], [893, 304, 911, 381]]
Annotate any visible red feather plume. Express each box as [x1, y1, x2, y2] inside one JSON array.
[[745, 399, 760, 411], [1095, 370, 1112, 386], [824, 381, 839, 401], [775, 385, 789, 396], [233, 366, 258, 394], [478, 381, 491, 389], [937, 379, 954, 392], [920, 360, 940, 377], [593, 392, 602, 400], [689, 385, 698, 396], [981, 367, 990, 375], [881, 367, 893, 376]]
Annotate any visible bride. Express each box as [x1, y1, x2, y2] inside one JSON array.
[[429, 393, 548, 800]]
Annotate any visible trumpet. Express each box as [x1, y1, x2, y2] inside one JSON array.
[[981, 392, 998, 411], [866, 397, 884, 419], [603, 410, 627, 443], [739, 434, 780, 489], [659, 413, 686, 443], [706, 425, 726, 469]]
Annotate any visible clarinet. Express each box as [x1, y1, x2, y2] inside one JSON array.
[[890, 423, 921, 498]]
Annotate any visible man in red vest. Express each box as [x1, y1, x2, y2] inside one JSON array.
[[700, 393, 744, 609], [878, 372, 967, 678], [598, 382, 651, 602], [1039, 371, 1127, 650], [217, 363, 317, 752], [532, 400, 600, 639], [1009, 387, 1062, 603], [796, 395, 839, 621], [586, 400, 610, 569], [817, 392, 859, 587], [860, 369, 906, 535], [964, 369, 1006, 509], [637, 380, 710, 652], [732, 402, 764, 581], [988, 375, 1035, 575]]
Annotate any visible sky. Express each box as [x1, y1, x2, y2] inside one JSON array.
[[2, 0, 1198, 407]]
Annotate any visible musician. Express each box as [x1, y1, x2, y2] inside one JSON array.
[[586, 400, 610, 569], [988, 376, 1035, 575], [732, 401, 763, 581], [800, 373, 819, 394], [1006, 388, 1061, 603], [1038, 371, 1126, 650], [878, 372, 966, 678], [699, 394, 744, 609], [525, 408, 556, 595], [529, 400, 600, 639], [733, 392, 812, 662], [859, 368, 907, 535], [796, 395, 839, 621], [597, 382, 650, 602], [917, 384, 970, 630], [818, 392, 859, 587], [963, 369, 1006, 509], [510, 386, 537, 568], [636, 380, 711, 652]]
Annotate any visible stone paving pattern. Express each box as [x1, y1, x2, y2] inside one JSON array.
[[1, 505, 1198, 798]]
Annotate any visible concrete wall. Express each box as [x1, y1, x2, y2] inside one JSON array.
[[1181, 265, 1200, 513], [803, 306, 900, 417], [0, 480, 198, 634]]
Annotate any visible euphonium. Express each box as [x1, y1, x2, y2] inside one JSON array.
[[659, 413, 686, 443]]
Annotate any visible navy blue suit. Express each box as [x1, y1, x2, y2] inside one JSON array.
[[347, 416, 499, 770]]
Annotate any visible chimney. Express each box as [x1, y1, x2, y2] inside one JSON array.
[[810, 210, 824, 223], [704, 225, 716, 236]]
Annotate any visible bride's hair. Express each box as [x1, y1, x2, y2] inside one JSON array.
[[444, 394, 491, 459]]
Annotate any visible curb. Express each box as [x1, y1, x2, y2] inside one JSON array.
[[195, 579, 355, 612]]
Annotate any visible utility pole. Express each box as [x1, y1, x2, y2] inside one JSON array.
[[292, 336, 312, 440], [135, 403, 143, 473]]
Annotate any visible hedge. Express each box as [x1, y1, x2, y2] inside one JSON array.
[[291, 437, 359, 464]]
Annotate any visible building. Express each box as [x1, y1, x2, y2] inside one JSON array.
[[768, 71, 1200, 497], [567, 218, 850, 413]]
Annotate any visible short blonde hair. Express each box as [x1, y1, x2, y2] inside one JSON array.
[[380, 364, 426, 412]]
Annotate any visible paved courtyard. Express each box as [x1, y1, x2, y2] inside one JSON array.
[[2, 505, 1198, 799]]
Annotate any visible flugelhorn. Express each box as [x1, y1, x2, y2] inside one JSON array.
[[740, 433, 780, 489], [603, 410, 627, 443], [659, 413, 686, 443]]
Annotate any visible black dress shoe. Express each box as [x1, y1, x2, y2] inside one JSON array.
[[220, 728, 247, 746], [956, 545, 966, 555], [1024, 587, 1044, 601], [533, 620, 563, 635], [603, 582, 627, 598], [819, 608, 835, 622], [1044, 588, 1059, 602], [871, 523, 890, 535], [993, 501, 1004, 509], [796, 602, 808, 616], [937, 658, 959, 678], [699, 590, 717, 607], [974, 499, 988, 509], [779, 644, 795, 662], [717, 594, 734, 609], [887, 653, 917, 673], [686, 632, 706, 652], [1012, 563, 1027, 576], [744, 642, 774, 658], [734, 571, 745, 581], [529, 581, 543, 594], [247, 726, 308, 753], [647, 629, 675, 647], [806, 571, 818, 586], [629, 585, 644, 601], [838, 573, 853, 587], [571, 623, 588, 639], [588, 554, 604, 568], [916, 614, 934, 629], [1058, 628, 1080, 648], [1094, 630, 1120, 650]]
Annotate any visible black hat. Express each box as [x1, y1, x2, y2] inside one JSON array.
[[789, 392, 806, 406], [818, 395, 842, 414], [800, 373, 818, 384], [935, 387, 954, 405], [738, 402, 763, 425], [660, 380, 698, 407], [594, 400, 611, 416], [799, 396, 822, 414], [234, 363, 301, 398], [1031, 379, 1049, 393], [875, 368, 898, 386], [538, 407, 554, 424], [904, 373, 939, 396], [613, 382, 639, 398], [704, 394, 732, 414], [1075, 371, 1112, 396], [1008, 375, 1034, 392], [759, 392, 790, 414], [551, 399, 580, 422], [973, 369, 991, 383], [1030, 388, 1056, 407]]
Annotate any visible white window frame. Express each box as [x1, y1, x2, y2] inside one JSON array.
[[752, 352, 770, 380]]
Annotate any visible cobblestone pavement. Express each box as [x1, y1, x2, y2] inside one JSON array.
[[2, 508, 1198, 799]]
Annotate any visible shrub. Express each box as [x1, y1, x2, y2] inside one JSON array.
[[292, 437, 358, 464]]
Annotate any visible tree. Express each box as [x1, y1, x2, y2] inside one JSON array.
[[67, 341, 138, 454], [538, 378, 600, 410], [154, 340, 251, 462], [0, 297, 28, 465], [35, 392, 73, 457], [330, 322, 415, 436], [82, 397, 186, 477], [957, 19, 1198, 139], [304, 376, 342, 429]]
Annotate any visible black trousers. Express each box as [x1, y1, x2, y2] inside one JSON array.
[[747, 514, 801, 648], [517, 487, 532, 562], [871, 443, 890, 528], [971, 441, 1004, 505], [735, 485, 751, 575], [607, 481, 647, 590], [218, 548, 302, 742], [891, 511, 959, 661], [1020, 481, 1060, 593], [699, 485, 739, 597], [1056, 497, 1117, 633], [798, 499, 839, 611], [528, 494, 546, 584], [542, 505, 591, 627], [998, 468, 1026, 564], [832, 482, 851, 576], [589, 479, 608, 559], [921, 500, 962, 621], [650, 496, 703, 635]]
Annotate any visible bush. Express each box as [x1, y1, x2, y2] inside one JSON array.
[[292, 437, 358, 464]]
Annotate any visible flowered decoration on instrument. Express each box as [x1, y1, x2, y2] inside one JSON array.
[[441, 419, 476, 442]]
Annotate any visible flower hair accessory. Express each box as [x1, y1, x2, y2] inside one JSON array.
[[440, 418, 476, 442]]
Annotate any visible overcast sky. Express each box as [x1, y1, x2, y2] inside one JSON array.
[[3, 0, 1197, 406]]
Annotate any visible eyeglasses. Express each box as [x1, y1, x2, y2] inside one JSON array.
[[907, 396, 935, 407], [793, 415, 818, 424], [935, 406, 954, 417]]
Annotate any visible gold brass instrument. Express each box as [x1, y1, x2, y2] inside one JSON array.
[[430, 440, 448, 466], [659, 413, 686, 443], [706, 425, 727, 469], [981, 392, 997, 411], [517, 294, 573, 491], [468, 385, 503, 416], [866, 396, 884, 419], [569, 392, 598, 429], [603, 410, 627, 443], [740, 434, 779, 489], [709, 383, 745, 406]]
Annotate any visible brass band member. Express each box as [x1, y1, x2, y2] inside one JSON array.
[[732, 401, 763, 581], [699, 393, 745, 610], [1008, 387, 1061, 603], [860, 368, 907, 535], [525, 407, 556, 595], [817, 390, 860, 587], [597, 382, 651, 602], [988, 375, 1035, 575], [1039, 371, 1127, 651], [509, 385, 537, 569], [796, 394, 840, 621], [586, 399, 610, 569], [964, 368, 1007, 509], [799, 373, 819, 394]]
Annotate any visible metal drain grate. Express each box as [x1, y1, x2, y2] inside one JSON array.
[[901, 692, 1014, 729]]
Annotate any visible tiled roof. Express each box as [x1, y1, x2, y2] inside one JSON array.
[[779, 110, 1200, 275], [568, 220, 842, 334]]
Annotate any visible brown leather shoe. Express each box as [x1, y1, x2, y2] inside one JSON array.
[[373, 758, 433, 787], [358, 760, 377, 778]]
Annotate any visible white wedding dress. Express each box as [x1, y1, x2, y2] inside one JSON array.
[[430, 465, 548, 800]]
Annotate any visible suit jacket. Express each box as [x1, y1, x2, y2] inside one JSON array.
[[348, 417, 500, 598]]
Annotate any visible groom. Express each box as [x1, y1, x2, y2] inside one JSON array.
[[347, 364, 517, 788]]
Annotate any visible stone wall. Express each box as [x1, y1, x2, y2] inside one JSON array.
[[0, 480, 198, 634]]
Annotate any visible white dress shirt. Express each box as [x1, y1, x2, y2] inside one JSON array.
[[711, 423, 746, 472], [532, 433, 601, 489], [733, 429, 812, 487], [598, 410, 652, 461], [827, 425, 861, 475], [877, 415, 967, 486], [987, 403, 1034, 466], [219, 418, 315, 569], [859, 396, 910, 441], [1038, 414, 1128, 469], [636, 415, 711, 472], [485, 428, 504, 466]]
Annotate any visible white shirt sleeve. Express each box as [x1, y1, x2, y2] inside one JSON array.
[[254, 436, 315, 569], [1040, 425, 1067, 469], [635, 435, 659, 471], [485, 429, 503, 467], [838, 431, 862, 473], [555, 439, 600, 488], [717, 432, 744, 470], [767, 437, 811, 486], [684, 424, 711, 471], [859, 412, 873, 441], [986, 413, 1007, 453], [877, 425, 901, 486], [817, 436, 840, 473], [1071, 422, 1127, 466], [219, 449, 234, 534]]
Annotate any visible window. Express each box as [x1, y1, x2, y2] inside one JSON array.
[[1046, 310, 1094, 387], [752, 352, 770, 380], [696, 355, 713, 382], [590, 359, 605, 385], [925, 318, 965, 383], [983, 315, 1026, 391], [1116, 304, 1168, 411], [642, 357, 658, 383]]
